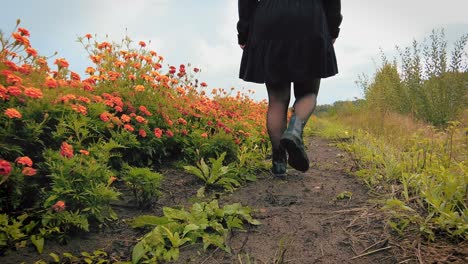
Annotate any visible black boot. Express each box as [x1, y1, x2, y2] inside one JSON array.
[[271, 147, 287, 177], [280, 115, 309, 172]]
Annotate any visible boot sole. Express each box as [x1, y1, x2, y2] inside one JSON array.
[[280, 137, 309, 172]]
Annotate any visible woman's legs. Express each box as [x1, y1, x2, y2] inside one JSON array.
[[266, 82, 291, 176], [280, 79, 321, 172], [292, 79, 321, 121], [266, 82, 291, 151]]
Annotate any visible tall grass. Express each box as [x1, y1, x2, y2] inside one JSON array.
[[311, 109, 467, 240], [311, 29, 468, 240]]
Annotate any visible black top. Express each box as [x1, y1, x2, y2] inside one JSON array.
[[237, 0, 343, 83]]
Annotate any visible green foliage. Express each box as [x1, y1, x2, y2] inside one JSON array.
[[131, 200, 260, 263], [360, 29, 467, 127], [0, 213, 30, 250], [122, 165, 163, 207], [312, 117, 468, 240], [184, 152, 240, 196], [199, 132, 239, 164], [36, 249, 110, 264], [43, 140, 121, 227]]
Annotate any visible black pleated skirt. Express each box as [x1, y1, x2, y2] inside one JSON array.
[[239, 0, 339, 84]]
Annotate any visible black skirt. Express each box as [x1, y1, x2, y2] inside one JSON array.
[[239, 0, 339, 84]]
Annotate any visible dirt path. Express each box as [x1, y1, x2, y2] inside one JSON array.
[[177, 136, 396, 263], [2, 136, 397, 263]]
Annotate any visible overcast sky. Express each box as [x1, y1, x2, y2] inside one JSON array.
[[1, 0, 467, 105]]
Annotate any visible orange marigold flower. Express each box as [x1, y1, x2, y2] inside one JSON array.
[[138, 129, 147, 137], [24, 87, 43, 99], [7, 86, 22, 96], [201, 132, 208, 138], [6, 74, 22, 85], [44, 77, 58, 88], [60, 142, 74, 159], [0, 160, 12, 176], [70, 71, 81, 81], [78, 96, 91, 104], [90, 55, 102, 64], [135, 116, 146, 123], [100, 111, 112, 122], [139, 41, 146, 47], [114, 106, 123, 112], [71, 104, 87, 115], [177, 118, 187, 125], [154, 128, 163, 138], [15, 156, 33, 167], [109, 176, 117, 185], [5, 108, 22, 119], [52, 200, 66, 212], [97, 41, 111, 50], [121, 114, 131, 123], [22, 167, 37, 176], [85, 67, 95, 75], [165, 129, 174, 137], [134, 85, 145, 92], [79, 149, 90, 155], [25, 47, 38, 57], [18, 28, 30, 37], [124, 124, 134, 132], [12, 32, 30, 47], [54, 58, 69, 68]]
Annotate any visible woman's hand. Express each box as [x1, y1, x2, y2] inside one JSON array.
[[240, 44, 246, 49]]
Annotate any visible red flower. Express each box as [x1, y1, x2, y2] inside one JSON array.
[[24, 87, 43, 99], [0, 160, 12, 176], [177, 117, 187, 125], [200, 82, 207, 87], [154, 128, 163, 138], [15, 156, 33, 167], [124, 124, 134, 132], [18, 28, 30, 37], [52, 200, 66, 212], [25, 47, 38, 57], [100, 112, 112, 122], [201, 132, 208, 138], [60, 142, 74, 159], [22, 167, 37, 176], [4, 108, 22, 119], [70, 72, 81, 81], [121, 114, 131, 123], [138, 129, 147, 138], [54, 58, 69, 68], [85, 33, 92, 39], [135, 116, 146, 123], [138, 41, 146, 47], [6, 74, 22, 85], [7, 86, 22, 96], [166, 129, 174, 137]]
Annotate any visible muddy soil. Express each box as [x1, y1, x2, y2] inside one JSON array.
[[2, 136, 466, 263]]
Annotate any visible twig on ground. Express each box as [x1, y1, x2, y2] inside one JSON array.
[[359, 239, 388, 255], [350, 246, 392, 260]]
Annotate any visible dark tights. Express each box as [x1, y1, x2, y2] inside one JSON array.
[[266, 79, 320, 150]]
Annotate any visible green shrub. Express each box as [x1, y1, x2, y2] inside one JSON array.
[[122, 165, 163, 208]]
